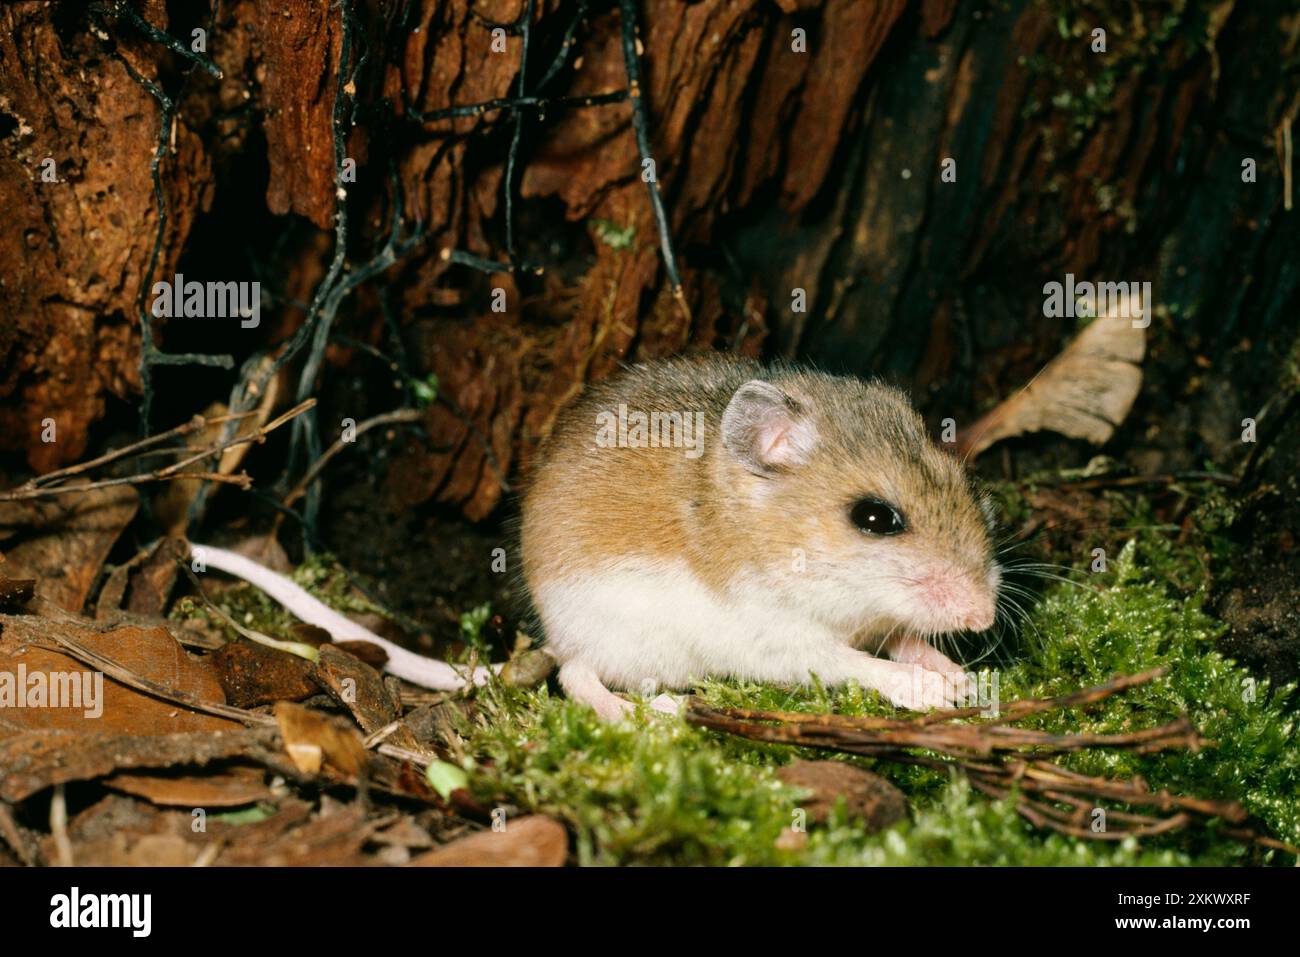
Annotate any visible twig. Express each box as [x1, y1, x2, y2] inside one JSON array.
[[685, 670, 1297, 855], [19, 409, 257, 490], [1279, 113, 1293, 212], [617, 0, 691, 326], [441, 248, 543, 276], [167, 471, 252, 487], [1033, 471, 1240, 491], [703, 667, 1168, 732], [103, 0, 223, 78], [535, 0, 589, 91], [329, 334, 510, 496], [688, 703, 1199, 758], [504, 0, 536, 263], [50, 784, 74, 867], [281, 408, 426, 510], [289, 0, 360, 534], [88, 1, 233, 438], [0, 400, 314, 501], [153, 0, 685, 538]]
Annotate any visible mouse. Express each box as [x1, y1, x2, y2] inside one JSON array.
[[520, 355, 1001, 720], [189, 356, 1000, 716]]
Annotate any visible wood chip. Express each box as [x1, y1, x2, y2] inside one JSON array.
[[407, 815, 568, 867], [211, 640, 321, 708], [777, 759, 908, 830]]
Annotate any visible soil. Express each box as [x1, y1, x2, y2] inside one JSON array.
[[1209, 406, 1300, 693], [316, 446, 523, 657]]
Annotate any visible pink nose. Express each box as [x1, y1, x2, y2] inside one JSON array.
[[957, 604, 995, 632], [916, 570, 996, 632]]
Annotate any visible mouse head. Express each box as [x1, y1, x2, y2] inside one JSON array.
[[719, 372, 1000, 641]]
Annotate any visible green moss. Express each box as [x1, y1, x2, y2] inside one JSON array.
[[590, 218, 636, 251], [459, 681, 1193, 866], [412, 372, 439, 406], [456, 496, 1298, 866], [1026, 0, 1217, 196], [171, 551, 387, 641], [459, 603, 493, 654], [1002, 542, 1300, 854]]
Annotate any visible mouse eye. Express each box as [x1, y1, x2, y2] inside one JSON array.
[[850, 498, 907, 536]]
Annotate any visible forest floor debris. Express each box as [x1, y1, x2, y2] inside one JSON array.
[[0, 474, 1295, 866]]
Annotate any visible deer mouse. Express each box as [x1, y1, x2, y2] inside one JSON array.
[[521, 355, 1001, 720]]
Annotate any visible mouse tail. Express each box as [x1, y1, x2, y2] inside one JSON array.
[[187, 543, 499, 692]]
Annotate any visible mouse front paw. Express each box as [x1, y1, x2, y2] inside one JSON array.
[[872, 661, 963, 711], [883, 636, 974, 702]]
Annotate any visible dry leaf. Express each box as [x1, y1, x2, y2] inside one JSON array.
[[211, 640, 321, 708], [48, 831, 202, 868], [0, 727, 279, 803], [213, 803, 373, 866], [0, 486, 138, 612], [372, 817, 435, 850], [273, 701, 366, 776], [50, 794, 328, 868], [43, 794, 204, 867], [314, 643, 420, 750], [95, 536, 184, 619], [0, 616, 235, 736], [105, 766, 274, 808], [956, 289, 1146, 458]]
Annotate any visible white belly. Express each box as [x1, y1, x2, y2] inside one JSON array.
[[533, 561, 841, 691]]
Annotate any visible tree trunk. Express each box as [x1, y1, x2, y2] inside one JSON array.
[[1, 0, 1296, 517]]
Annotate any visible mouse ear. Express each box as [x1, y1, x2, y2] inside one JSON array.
[[721, 380, 818, 476]]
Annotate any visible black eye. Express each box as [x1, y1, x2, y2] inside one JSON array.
[[850, 498, 906, 536]]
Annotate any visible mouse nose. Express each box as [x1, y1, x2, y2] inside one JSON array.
[[914, 567, 996, 633], [957, 602, 996, 633]]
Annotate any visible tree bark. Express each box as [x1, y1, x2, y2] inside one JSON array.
[[1, 0, 1296, 517]]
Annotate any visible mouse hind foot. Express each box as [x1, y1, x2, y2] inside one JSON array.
[[558, 661, 636, 721]]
